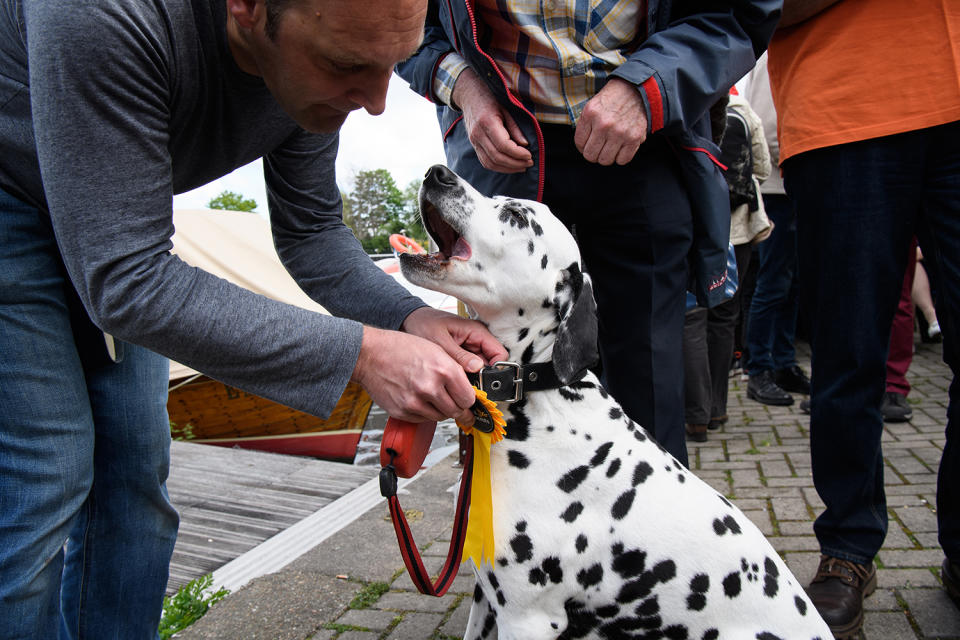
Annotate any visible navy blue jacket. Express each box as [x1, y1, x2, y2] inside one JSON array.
[[397, 0, 781, 307]]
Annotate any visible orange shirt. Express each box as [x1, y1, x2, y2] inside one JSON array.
[[767, 0, 960, 162]]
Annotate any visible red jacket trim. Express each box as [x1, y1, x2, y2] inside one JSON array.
[[641, 76, 664, 133], [682, 146, 728, 172]]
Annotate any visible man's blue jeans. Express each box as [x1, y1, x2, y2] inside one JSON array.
[[745, 193, 800, 374], [0, 189, 179, 639], [784, 121, 960, 565]]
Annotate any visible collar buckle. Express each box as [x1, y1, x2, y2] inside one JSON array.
[[478, 361, 523, 402]]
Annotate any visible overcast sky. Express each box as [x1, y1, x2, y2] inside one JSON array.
[[172, 75, 448, 213]]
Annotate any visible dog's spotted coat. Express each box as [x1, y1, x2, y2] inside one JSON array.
[[400, 166, 833, 640]]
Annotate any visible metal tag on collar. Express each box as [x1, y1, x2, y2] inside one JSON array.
[[479, 361, 523, 402]]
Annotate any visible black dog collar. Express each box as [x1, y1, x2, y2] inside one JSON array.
[[467, 361, 578, 403]]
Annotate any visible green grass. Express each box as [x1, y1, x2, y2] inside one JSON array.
[[349, 581, 390, 609], [158, 574, 229, 639]]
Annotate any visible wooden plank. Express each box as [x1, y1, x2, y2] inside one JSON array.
[[165, 441, 378, 594]]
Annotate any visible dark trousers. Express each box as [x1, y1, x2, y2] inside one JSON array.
[[745, 193, 801, 374], [785, 121, 960, 564], [684, 244, 752, 425], [540, 126, 693, 466]]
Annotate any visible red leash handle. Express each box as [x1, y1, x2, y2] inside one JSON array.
[[380, 427, 474, 597]]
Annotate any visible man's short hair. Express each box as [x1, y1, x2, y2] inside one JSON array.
[[264, 0, 297, 41]]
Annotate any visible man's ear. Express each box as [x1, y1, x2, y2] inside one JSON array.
[[225, 0, 262, 31], [552, 262, 599, 385]]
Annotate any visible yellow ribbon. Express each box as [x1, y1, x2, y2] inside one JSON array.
[[455, 388, 506, 568]]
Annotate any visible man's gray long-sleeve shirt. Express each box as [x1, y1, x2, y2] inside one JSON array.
[[0, 0, 425, 417]]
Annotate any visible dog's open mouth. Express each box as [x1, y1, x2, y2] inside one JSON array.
[[419, 198, 471, 263]]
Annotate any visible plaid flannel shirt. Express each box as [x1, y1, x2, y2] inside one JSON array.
[[434, 0, 642, 124]]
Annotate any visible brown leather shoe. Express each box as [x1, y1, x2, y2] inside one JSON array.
[[806, 555, 877, 639], [685, 423, 707, 442]]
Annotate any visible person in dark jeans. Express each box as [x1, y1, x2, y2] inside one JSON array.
[[739, 52, 810, 408], [770, 1, 960, 636], [745, 192, 810, 406]]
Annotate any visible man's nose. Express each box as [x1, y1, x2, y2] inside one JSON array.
[[348, 69, 391, 116]]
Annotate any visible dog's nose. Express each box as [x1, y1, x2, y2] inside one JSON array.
[[424, 165, 458, 187]]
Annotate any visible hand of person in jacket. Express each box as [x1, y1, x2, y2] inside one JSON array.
[[350, 307, 508, 426], [451, 68, 534, 173], [575, 78, 649, 166]]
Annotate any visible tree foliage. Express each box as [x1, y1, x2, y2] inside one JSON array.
[[341, 169, 428, 253], [207, 190, 257, 212]]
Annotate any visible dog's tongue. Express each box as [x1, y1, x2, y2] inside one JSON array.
[[451, 236, 472, 260]]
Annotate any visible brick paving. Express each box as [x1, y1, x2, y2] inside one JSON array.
[[178, 340, 958, 639]]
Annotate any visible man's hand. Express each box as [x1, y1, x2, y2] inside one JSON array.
[[350, 308, 508, 426], [452, 68, 533, 173], [401, 307, 508, 372], [574, 78, 649, 166]]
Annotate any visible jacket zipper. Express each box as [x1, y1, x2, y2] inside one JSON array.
[[461, 0, 546, 202]]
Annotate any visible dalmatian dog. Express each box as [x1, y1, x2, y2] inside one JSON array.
[[399, 165, 833, 640]]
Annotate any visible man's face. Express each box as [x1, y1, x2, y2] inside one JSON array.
[[235, 0, 427, 133]]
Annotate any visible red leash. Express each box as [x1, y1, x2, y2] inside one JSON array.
[[380, 425, 475, 596]]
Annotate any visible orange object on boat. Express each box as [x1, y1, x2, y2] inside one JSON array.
[[389, 233, 426, 255]]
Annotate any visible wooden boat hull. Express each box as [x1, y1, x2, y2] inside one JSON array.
[[167, 377, 372, 463]]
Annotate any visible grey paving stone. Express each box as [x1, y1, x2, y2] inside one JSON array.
[[307, 632, 336, 640], [691, 469, 729, 479], [877, 568, 940, 588], [800, 488, 825, 511], [883, 483, 936, 496], [778, 521, 814, 537], [736, 486, 805, 499], [903, 473, 942, 485], [887, 455, 933, 477], [335, 632, 380, 640], [336, 608, 403, 630], [730, 468, 763, 487], [376, 591, 456, 613], [879, 549, 947, 568], [729, 497, 768, 511], [770, 535, 821, 552], [861, 610, 917, 640], [894, 504, 937, 533], [439, 597, 473, 638], [770, 497, 812, 521], [891, 432, 944, 443], [899, 588, 960, 637], [384, 612, 445, 640], [915, 532, 941, 548], [766, 477, 814, 487], [742, 509, 774, 536], [783, 551, 824, 585], [759, 459, 793, 478], [914, 447, 945, 465], [703, 477, 731, 495], [863, 588, 901, 611], [707, 460, 764, 470], [885, 423, 921, 436]]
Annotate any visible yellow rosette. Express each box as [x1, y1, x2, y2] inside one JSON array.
[[455, 388, 506, 567]]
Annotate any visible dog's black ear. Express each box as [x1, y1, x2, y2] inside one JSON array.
[[552, 262, 599, 385]]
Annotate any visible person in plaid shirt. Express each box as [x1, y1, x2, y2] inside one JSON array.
[[398, 0, 781, 466]]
